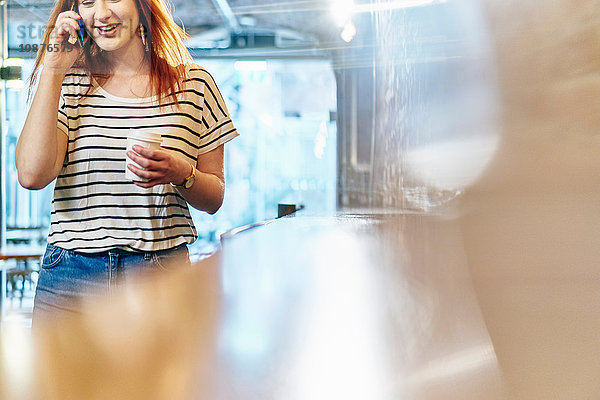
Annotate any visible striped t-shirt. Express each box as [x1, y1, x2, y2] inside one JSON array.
[[49, 63, 239, 253]]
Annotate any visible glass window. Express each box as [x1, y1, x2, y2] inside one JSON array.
[[2, 59, 53, 247], [189, 58, 337, 256]]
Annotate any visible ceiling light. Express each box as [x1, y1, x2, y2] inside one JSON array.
[[340, 20, 356, 43]]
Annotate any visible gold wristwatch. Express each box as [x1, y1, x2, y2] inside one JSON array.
[[170, 164, 196, 190]]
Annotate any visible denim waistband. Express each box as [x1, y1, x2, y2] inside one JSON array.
[[68, 243, 188, 257]]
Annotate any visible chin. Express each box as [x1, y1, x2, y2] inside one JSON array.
[[94, 38, 128, 53]]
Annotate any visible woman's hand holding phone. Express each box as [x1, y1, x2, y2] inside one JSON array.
[[44, 9, 87, 75]]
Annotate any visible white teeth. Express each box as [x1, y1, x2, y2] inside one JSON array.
[[98, 25, 117, 32]]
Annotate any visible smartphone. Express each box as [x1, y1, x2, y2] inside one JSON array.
[[72, 1, 87, 45]]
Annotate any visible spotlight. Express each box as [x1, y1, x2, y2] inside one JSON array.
[[340, 20, 356, 43]]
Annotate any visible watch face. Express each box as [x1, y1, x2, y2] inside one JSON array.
[[184, 175, 195, 189]]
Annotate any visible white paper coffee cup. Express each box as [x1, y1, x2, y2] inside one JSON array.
[[126, 131, 162, 182]]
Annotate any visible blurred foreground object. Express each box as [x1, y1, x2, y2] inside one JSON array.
[[460, 0, 600, 398], [1, 258, 221, 400], [3, 215, 507, 400]]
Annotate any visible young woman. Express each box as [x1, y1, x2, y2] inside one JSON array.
[[15, 0, 238, 321]]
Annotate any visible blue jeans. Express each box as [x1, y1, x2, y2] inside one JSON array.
[[33, 243, 190, 324]]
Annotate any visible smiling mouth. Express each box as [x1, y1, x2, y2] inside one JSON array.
[[96, 24, 120, 34]]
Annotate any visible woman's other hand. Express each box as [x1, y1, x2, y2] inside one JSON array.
[[126, 145, 192, 188], [44, 10, 86, 74]]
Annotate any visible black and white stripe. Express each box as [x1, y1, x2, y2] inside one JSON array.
[[50, 63, 239, 253]]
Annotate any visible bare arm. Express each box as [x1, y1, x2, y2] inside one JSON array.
[[16, 70, 69, 190], [15, 10, 84, 190], [176, 146, 225, 214], [127, 145, 226, 214]]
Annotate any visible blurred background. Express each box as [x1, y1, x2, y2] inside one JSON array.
[[0, 0, 499, 319]]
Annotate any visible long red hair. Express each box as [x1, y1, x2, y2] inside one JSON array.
[[28, 0, 192, 104]]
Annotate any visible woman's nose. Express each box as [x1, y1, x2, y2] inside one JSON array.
[[93, 0, 111, 21]]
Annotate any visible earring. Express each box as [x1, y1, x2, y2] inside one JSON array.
[[140, 24, 148, 51]]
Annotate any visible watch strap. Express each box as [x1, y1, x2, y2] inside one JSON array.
[[170, 163, 195, 189]]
